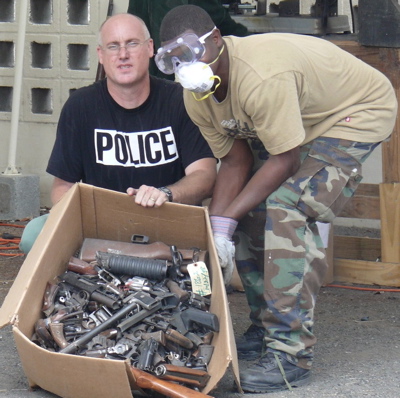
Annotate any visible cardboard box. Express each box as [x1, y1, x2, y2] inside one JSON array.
[[0, 183, 240, 397]]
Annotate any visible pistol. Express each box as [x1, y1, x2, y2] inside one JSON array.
[[59, 271, 121, 310]]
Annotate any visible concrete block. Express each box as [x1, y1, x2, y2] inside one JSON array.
[[24, 33, 61, 79], [0, 174, 40, 220], [60, 35, 97, 79], [22, 77, 61, 124], [0, 77, 14, 120], [27, 0, 60, 34], [60, 0, 99, 35]]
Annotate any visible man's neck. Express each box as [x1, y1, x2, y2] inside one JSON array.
[[213, 43, 230, 102], [106, 77, 151, 109]]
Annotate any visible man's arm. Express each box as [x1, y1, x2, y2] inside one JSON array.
[[209, 139, 301, 221], [127, 157, 217, 207], [51, 177, 74, 205], [209, 139, 254, 216]]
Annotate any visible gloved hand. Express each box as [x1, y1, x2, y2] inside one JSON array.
[[210, 215, 238, 285], [213, 235, 235, 285]]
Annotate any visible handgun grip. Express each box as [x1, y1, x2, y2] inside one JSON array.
[[166, 279, 189, 302], [67, 256, 97, 275], [49, 322, 69, 349], [41, 282, 59, 316], [130, 366, 214, 398], [165, 328, 194, 349]]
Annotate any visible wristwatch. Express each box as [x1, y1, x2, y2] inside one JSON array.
[[158, 187, 173, 202]]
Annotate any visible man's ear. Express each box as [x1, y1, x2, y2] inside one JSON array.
[[147, 38, 155, 58], [211, 28, 223, 45], [97, 46, 104, 64]]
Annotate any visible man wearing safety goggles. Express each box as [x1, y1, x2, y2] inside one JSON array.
[[157, 5, 397, 394], [156, 27, 222, 97], [127, 0, 248, 80]]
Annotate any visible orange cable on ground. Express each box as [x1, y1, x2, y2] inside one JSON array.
[[326, 284, 400, 293], [0, 223, 26, 228], [0, 224, 25, 256]]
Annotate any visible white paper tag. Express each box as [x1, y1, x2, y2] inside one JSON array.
[[187, 261, 212, 296]]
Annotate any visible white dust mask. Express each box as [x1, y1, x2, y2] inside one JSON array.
[[175, 62, 215, 93], [175, 45, 224, 101]]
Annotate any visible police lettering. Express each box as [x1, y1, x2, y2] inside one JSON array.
[[95, 128, 178, 167]]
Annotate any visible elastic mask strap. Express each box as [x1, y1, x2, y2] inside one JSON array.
[[192, 75, 221, 101], [192, 45, 225, 102]]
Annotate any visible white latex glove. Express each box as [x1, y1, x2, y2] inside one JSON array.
[[214, 235, 235, 285]]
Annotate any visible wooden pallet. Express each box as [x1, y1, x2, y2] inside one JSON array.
[[329, 40, 400, 286]]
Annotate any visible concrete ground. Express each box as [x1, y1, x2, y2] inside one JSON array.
[[1, 221, 399, 397]]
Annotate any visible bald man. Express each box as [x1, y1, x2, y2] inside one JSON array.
[[21, 13, 216, 253]]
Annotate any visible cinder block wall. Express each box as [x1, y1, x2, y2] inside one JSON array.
[[0, 0, 128, 207]]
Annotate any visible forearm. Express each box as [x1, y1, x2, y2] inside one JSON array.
[[127, 158, 217, 207], [169, 159, 217, 205], [209, 139, 253, 216], [51, 178, 74, 205], [221, 148, 301, 220], [209, 159, 252, 215]]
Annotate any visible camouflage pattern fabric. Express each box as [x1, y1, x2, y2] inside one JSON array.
[[234, 137, 379, 369], [234, 139, 268, 326]]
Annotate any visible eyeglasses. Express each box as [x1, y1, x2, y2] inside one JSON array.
[[102, 39, 150, 54], [155, 28, 216, 75]]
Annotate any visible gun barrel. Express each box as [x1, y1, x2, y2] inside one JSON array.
[[60, 300, 138, 354]]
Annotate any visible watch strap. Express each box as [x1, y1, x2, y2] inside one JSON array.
[[158, 187, 173, 202]]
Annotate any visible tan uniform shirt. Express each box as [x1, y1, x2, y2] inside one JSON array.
[[183, 33, 397, 157]]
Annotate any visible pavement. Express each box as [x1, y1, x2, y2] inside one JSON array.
[[1, 221, 400, 397]]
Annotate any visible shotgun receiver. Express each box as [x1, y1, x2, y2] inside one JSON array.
[[130, 366, 214, 398]]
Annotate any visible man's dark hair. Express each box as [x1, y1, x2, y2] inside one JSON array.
[[160, 5, 215, 42]]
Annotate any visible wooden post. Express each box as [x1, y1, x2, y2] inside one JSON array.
[[380, 183, 400, 263]]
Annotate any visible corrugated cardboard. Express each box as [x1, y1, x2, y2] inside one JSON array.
[[0, 183, 240, 397]]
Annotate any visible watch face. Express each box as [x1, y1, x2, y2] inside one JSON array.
[[159, 187, 173, 202]]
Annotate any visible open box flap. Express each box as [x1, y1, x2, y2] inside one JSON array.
[[0, 184, 83, 329], [204, 210, 241, 394], [14, 327, 133, 398]]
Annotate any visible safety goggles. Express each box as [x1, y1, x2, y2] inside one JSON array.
[[155, 27, 216, 75]]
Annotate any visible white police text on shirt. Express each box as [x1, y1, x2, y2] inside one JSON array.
[[95, 127, 178, 167]]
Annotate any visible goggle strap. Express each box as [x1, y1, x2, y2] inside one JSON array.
[[198, 26, 217, 43]]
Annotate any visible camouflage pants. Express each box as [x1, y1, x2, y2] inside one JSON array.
[[234, 137, 380, 369]]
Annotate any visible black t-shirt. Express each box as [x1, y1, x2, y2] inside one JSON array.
[[47, 77, 214, 192]]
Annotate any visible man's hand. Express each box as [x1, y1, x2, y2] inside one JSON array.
[[213, 235, 235, 285], [210, 215, 238, 285], [127, 185, 170, 207]]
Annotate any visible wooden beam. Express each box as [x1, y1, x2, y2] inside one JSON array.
[[338, 183, 380, 219], [380, 183, 400, 262], [334, 258, 400, 287], [333, 236, 381, 261]]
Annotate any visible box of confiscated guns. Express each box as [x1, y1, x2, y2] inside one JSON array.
[[0, 183, 240, 397]]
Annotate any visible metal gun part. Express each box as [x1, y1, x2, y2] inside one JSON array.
[[60, 300, 140, 354], [137, 337, 159, 371], [59, 271, 121, 310], [96, 251, 168, 281]]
